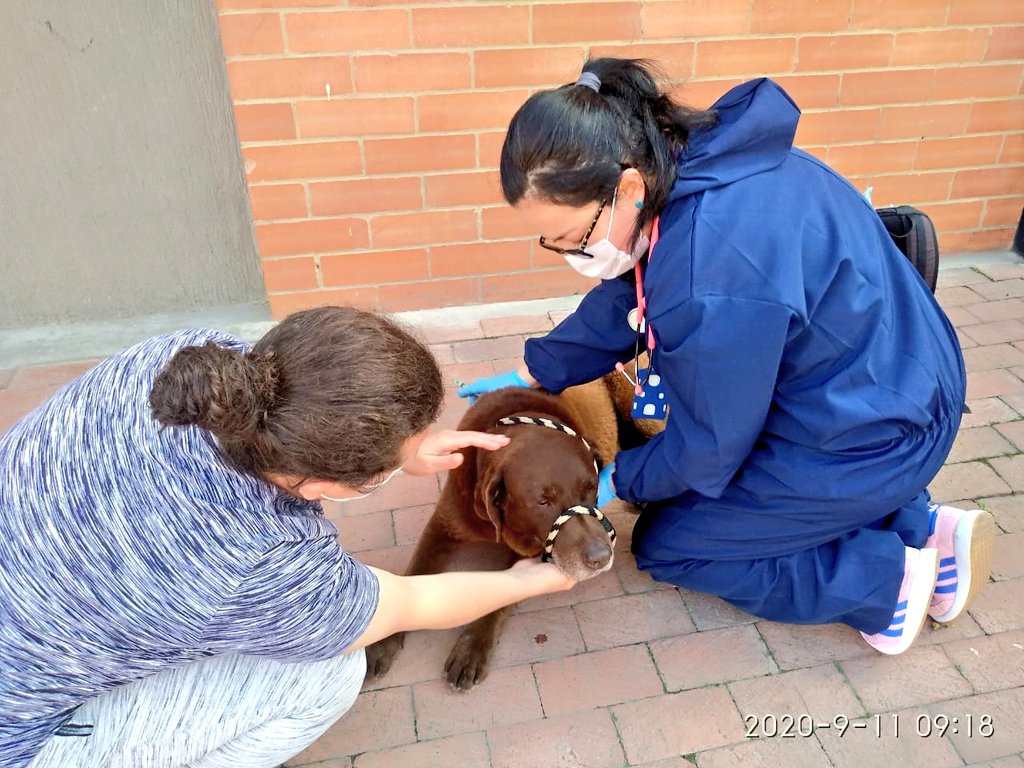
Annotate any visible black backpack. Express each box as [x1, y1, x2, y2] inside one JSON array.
[[875, 204, 968, 412], [876, 205, 939, 294]]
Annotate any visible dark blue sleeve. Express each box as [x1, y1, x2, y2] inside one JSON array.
[[524, 279, 639, 393], [614, 295, 792, 501]]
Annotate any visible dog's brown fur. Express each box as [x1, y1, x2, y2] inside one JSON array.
[[365, 384, 618, 691]]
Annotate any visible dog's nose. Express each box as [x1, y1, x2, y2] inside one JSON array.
[[583, 540, 613, 570]]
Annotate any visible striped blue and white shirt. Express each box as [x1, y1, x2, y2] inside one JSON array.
[[0, 330, 380, 767]]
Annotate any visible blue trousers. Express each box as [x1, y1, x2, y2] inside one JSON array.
[[633, 492, 931, 634], [631, 408, 961, 635]]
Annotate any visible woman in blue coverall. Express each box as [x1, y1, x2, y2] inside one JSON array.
[[459, 58, 995, 655]]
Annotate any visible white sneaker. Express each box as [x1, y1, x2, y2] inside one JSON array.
[[860, 546, 939, 655], [924, 504, 995, 623]]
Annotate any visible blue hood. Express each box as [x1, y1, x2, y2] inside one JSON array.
[[671, 78, 801, 201]]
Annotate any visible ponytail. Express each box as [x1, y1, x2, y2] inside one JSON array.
[[500, 58, 716, 236], [150, 342, 278, 441]]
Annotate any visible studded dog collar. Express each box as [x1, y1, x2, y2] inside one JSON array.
[[494, 415, 615, 563]]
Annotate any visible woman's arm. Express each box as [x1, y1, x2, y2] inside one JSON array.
[[523, 278, 639, 393], [345, 559, 574, 651], [614, 295, 792, 502], [459, 280, 639, 401]]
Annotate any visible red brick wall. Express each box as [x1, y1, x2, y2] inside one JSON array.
[[215, 0, 1024, 318]]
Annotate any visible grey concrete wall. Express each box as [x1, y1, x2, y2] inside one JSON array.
[[0, 0, 266, 330]]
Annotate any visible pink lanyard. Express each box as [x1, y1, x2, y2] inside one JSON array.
[[634, 216, 660, 351]]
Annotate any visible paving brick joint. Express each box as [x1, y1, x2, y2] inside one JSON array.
[[2, 264, 1023, 766]]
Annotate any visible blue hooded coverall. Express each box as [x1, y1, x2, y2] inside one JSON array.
[[522, 79, 967, 634]]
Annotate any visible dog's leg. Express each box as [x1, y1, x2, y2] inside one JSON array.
[[363, 626, 406, 681], [364, 513, 461, 681], [442, 547, 518, 691], [444, 604, 514, 691]]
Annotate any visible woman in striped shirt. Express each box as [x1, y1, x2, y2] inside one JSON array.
[[0, 306, 575, 768]]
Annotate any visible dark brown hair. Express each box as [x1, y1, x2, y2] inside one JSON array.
[[500, 58, 716, 245], [150, 306, 444, 489]]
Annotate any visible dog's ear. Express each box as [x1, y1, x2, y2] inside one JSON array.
[[476, 461, 506, 543]]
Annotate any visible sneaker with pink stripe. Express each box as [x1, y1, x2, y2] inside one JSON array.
[[924, 504, 996, 624], [861, 546, 939, 655]]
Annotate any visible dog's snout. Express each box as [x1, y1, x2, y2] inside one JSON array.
[[583, 540, 613, 571]]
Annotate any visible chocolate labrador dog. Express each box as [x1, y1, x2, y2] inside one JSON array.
[[364, 385, 617, 691]]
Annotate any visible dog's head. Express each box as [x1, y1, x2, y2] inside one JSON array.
[[472, 407, 615, 582]]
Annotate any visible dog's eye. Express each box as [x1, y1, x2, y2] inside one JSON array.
[[537, 498, 550, 506]]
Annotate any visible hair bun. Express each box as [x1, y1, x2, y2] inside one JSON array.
[[150, 342, 280, 439]]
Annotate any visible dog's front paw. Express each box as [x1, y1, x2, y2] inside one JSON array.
[[364, 633, 405, 682], [443, 632, 494, 691]]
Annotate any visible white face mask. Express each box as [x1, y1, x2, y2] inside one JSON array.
[[564, 188, 650, 280], [321, 467, 402, 503]]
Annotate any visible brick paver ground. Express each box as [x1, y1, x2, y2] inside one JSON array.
[[2, 261, 1023, 767]]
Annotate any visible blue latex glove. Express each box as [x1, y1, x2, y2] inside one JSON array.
[[457, 370, 530, 404], [597, 462, 618, 507]]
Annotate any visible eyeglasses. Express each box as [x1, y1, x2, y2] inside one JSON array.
[[538, 198, 608, 257]]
